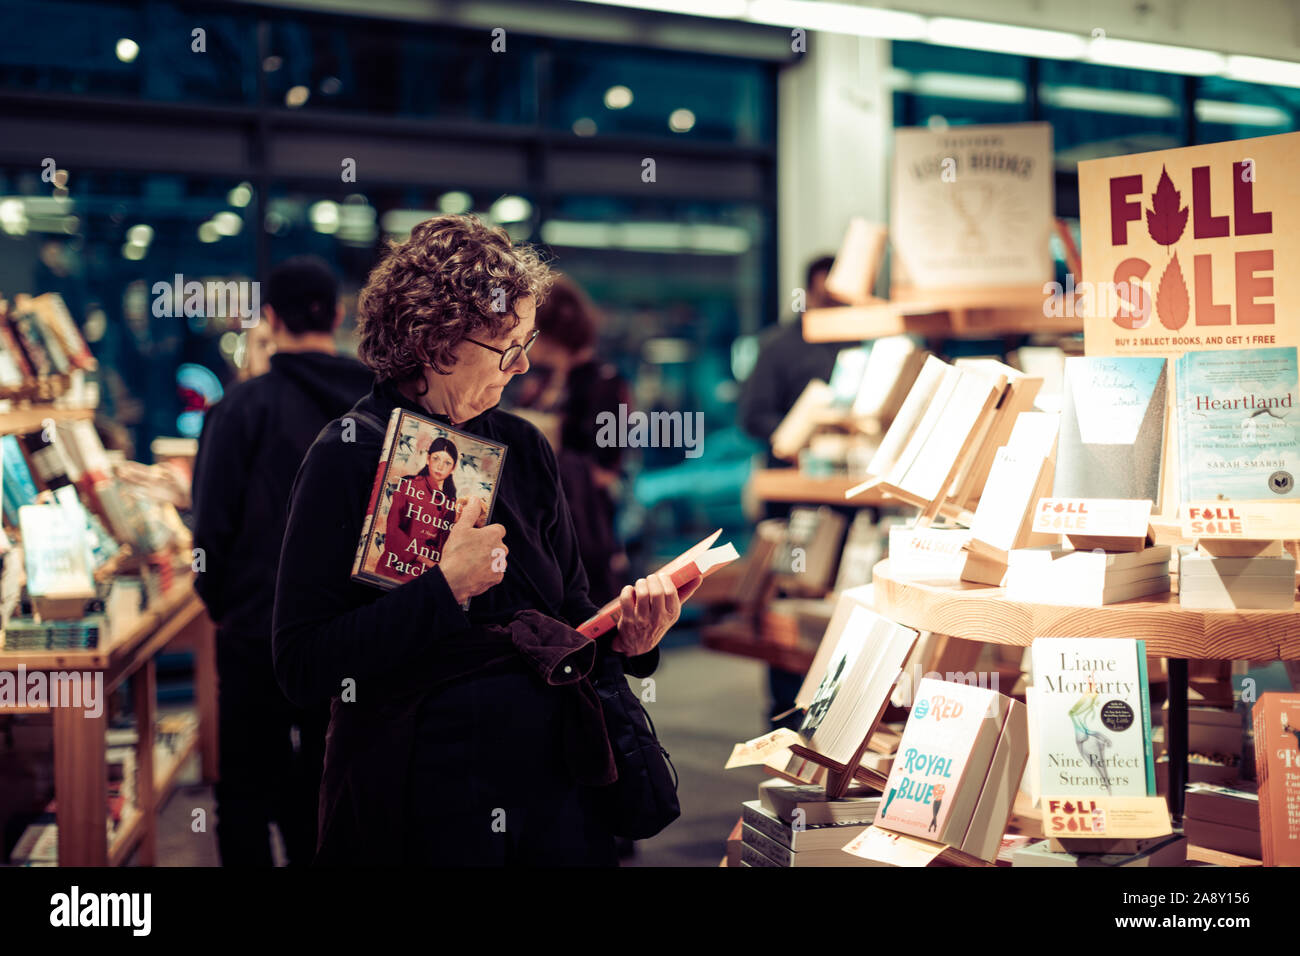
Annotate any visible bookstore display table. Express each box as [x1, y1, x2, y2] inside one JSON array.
[[870, 559, 1300, 821], [0, 580, 217, 865]]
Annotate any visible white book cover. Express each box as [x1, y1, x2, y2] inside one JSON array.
[[892, 122, 1054, 289], [868, 356, 948, 478], [876, 677, 1010, 846], [1029, 638, 1156, 798]]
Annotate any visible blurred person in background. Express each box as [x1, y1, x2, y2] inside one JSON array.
[[504, 275, 633, 607], [737, 255, 845, 730], [738, 254, 844, 481], [237, 317, 278, 381], [192, 256, 373, 866]]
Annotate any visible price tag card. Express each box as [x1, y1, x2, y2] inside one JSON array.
[[724, 728, 802, 770], [1032, 498, 1152, 537], [842, 825, 947, 867], [1041, 795, 1172, 839], [888, 526, 972, 581]]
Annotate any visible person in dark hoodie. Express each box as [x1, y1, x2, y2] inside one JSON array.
[[192, 256, 373, 866]]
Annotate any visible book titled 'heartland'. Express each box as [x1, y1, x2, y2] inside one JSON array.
[[1176, 346, 1298, 502], [351, 408, 507, 592]]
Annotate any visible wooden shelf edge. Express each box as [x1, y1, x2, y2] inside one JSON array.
[[871, 559, 1300, 660], [0, 403, 95, 436], [105, 805, 146, 867], [701, 626, 815, 673], [152, 729, 200, 808]]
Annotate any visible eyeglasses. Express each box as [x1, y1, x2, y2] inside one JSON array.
[[464, 328, 541, 372]]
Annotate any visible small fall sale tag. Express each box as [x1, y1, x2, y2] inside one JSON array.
[[1042, 796, 1172, 839], [1031, 498, 1152, 537]]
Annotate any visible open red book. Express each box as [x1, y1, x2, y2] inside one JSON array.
[[576, 529, 738, 639]]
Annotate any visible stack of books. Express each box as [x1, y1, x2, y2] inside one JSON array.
[[738, 779, 882, 867], [1183, 782, 1260, 859], [1012, 835, 1187, 867], [1178, 545, 1296, 610], [1006, 546, 1172, 605], [2, 615, 103, 651]]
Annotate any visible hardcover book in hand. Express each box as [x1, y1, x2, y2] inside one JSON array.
[[351, 408, 508, 595], [576, 530, 738, 639]]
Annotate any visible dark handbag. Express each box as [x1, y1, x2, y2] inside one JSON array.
[[501, 529, 681, 839], [589, 647, 682, 840]]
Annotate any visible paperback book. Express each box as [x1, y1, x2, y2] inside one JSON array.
[[1054, 356, 1168, 503], [874, 677, 1019, 852], [1175, 346, 1298, 502], [1029, 637, 1157, 798]]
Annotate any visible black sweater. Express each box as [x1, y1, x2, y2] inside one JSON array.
[[192, 351, 374, 638], [271, 377, 658, 712]]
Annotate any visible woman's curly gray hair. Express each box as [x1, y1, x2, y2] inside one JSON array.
[[356, 214, 553, 382]]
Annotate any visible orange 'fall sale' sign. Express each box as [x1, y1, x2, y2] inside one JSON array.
[[1078, 131, 1300, 357]]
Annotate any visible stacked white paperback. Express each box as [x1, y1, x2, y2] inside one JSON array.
[[1006, 546, 1172, 605], [739, 780, 883, 867], [1178, 545, 1296, 609]]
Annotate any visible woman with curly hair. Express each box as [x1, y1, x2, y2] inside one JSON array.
[[272, 214, 694, 865]]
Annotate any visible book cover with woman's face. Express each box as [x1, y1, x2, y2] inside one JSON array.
[[355, 410, 507, 589]]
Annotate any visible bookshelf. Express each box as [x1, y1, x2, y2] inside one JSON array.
[[802, 286, 1083, 344], [0, 403, 94, 436], [751, 469, 886, 506], [1, 579, 217, 865], [700, 621, 815, 674]]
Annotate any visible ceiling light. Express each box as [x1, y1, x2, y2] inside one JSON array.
[[604, 85, 633, 110], [928, 17, 1087, 60], [1087, 37, 1225, 76], [115, 38, 139, 63], [1225, 54, 1300, 88], [668, 108, 696, 132], [747, 0, 926, 39]]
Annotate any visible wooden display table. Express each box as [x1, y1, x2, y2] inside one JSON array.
[[871, 560, 1300, 659], [870, 559, 1298, 821], [0, 579, 217, 865], [701, 621, 816, 674]]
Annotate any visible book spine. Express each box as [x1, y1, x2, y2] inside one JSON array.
[[1136, 641, 1157, 796], [1252, 702, 1272, 867], [741, 824, 793, 866], [741, 802, 795, 850], [577, 557, 706, 639], [350, 408, 402, 583]]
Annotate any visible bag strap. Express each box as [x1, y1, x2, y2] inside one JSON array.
[[347, 408, 388, 437]]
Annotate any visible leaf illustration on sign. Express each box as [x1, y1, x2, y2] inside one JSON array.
[[1145, 166, 1188, 248], [1156, 251, 1190, 330]]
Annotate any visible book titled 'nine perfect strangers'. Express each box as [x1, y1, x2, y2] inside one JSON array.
[[351, 408, 508, 598]]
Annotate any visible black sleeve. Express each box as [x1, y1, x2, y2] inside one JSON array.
[[190, 397, 250, 623], [737, 326, 787, 444], [538, 427, 659, 679], [271, 430, 473, 708]]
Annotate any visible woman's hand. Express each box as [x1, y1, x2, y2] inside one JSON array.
[[610, 572, 703, 658], [439, 498, 507, 604]]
